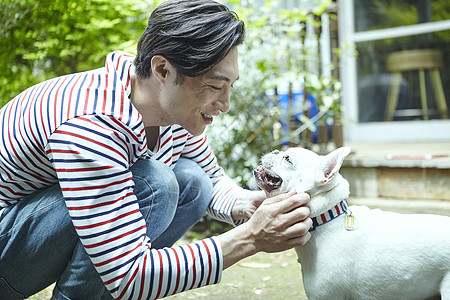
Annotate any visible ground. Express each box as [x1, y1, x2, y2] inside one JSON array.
[[27, 248, 308, 300]]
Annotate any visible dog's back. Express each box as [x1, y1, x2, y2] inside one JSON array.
[[297, 203, 450, 300]]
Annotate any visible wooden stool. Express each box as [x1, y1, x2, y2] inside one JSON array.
[[385, 49, 448, 121]]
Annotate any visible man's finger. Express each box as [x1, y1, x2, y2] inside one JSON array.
[[262, 190, 296, 205], [270, 192, 310, 214], [283, 206, 311, 226]]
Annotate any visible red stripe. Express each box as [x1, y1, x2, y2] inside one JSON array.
[[183, 137, 206, 155], [83, 74, 96, 115], [321, 214, 327, 224], [204, 163, 218, 174], [47, 149, 81, 155], [202, 240, 213, 285], [171, 248, 181, 294], [335, 205, 341, 215], [155, 251, 164, 299], [54, 76, 69, 128], [0, 183, 28, 197], [39, 81, 53, 139], [116, 264, 140, 300], [55, 165, 115, 172], [173, 133, 188, 140], [109, 117, 140, 144], [61, 177, 132, 192], [83, 224, 146, 249], [137, 253, 148, 300], [160, 134, 172, 149], [24, 88, 44, 152], [74, 208, 138, 229], [197, 152, 212, 164], [66, 75, 83, 120], [118, 88, 125, 121], [77, 116, 128, 147], [95, 241, 141, 267], [102, 74, 108, 113], [187, 245, 197, 290], [56, 130, 127, 161], [6, 104, 50, 183], [104, 271, 126, 286]]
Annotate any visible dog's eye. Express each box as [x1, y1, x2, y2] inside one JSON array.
[[284, 155, 293, 165]]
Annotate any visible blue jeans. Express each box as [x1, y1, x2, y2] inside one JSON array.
[[0, 158, 213, 300]]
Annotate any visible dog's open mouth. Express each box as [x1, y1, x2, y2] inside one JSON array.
[[253, 165, 283, 193]]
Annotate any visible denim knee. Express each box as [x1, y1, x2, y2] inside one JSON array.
[[130, 159, 179, 233], [132, 159, 179, 201], [174, 158, 213, 219]]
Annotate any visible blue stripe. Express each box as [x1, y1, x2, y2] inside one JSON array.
[[188, 146, 208, 160], [98, 246, 145, 277], [200, 157, 214, 169], [64, 121, 128, 154], [196, 243, 204, 288], [161, 126, 171, 137], [328, 209, 334, 219], [148, 249, 155, 300], [210, 238, 221, 284], [59, 169, 129, 182], [32, 81, 52, 147], [51, 159, 96, 164], [94, 115, 132, 144], [90, 233, 145, 258], [68, 194, 135, 219], [45, 78, 60, 132], [74, 73, 89, 114], [156, 146, 173, 161], [60, 74, 77, 123], [110, 69, 117, 115], [180, 246, 189, 292], [162, 248, 172, 298], [19, 85, 49, 161], [78, 216, 144, 239], [48, 139, 126, 168]]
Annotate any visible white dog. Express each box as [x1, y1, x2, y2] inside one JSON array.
[[254, 147, 450, 300]]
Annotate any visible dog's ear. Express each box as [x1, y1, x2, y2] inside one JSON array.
[[315, 147, 351, 184]]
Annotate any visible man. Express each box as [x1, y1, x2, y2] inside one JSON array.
[[0, 0, 312, 299]]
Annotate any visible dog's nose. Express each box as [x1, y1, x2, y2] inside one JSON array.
[[272, 150, 280, 154]]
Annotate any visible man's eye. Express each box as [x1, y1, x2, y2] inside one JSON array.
[[284, 155, 293, 164], [209, 85, 221, 91]]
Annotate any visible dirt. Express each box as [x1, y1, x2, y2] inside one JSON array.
[[27, 249, 308, 300], [167, 249, 308, 300]]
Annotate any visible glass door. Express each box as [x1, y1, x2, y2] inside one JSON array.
[[339, 0, 450, 142]]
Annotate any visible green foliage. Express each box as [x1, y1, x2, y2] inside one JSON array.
[[1, 0, 341, 189], [0, 0, 163, 106], [208, 0, 341, 187]]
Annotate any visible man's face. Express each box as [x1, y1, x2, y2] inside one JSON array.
[[161, 47, 239, 136]]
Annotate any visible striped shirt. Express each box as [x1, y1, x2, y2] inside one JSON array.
[[0, 51, 244, 299]]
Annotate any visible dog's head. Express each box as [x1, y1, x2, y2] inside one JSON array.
[[253, 147, 351, 198]]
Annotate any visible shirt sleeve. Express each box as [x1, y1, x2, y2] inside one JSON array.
[[45, 115, 223, 300], [181, 133, 245, 226]]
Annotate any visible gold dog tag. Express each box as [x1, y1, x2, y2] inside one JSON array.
[[345, 213, 356, 231]]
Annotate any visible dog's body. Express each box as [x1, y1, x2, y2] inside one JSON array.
[[254, 147, 450, 300]]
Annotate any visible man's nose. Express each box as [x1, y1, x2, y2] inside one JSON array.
[[215, 89, 231, 113]]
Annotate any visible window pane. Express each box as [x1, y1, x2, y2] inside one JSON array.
[[354, 0, 448, 32], [356, 31, 450, 122]]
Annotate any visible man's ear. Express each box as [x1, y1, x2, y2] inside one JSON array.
[[315, 147, 351, 184], [150, 55, 174, 84]]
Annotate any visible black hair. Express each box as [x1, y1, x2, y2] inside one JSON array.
[[134, 0, 245, 83]]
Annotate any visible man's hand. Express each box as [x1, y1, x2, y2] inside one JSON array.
[[217, 191, 311, 269], [231, 189, 266, 222]]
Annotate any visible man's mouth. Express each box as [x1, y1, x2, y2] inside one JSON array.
[[253, 165, 283, 193], [201, 112, 213, 123]]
